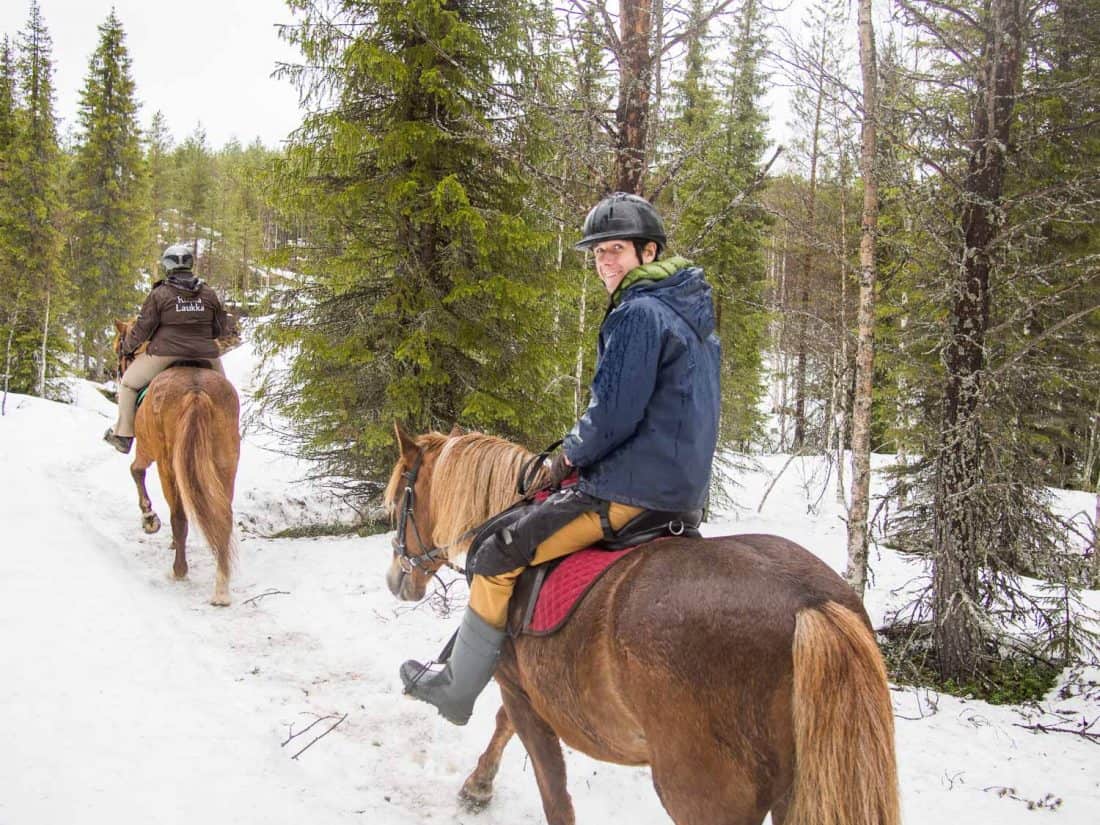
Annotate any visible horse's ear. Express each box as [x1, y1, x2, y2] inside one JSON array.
[[394, 421, 419, 463], [449, 424, 466, 437]]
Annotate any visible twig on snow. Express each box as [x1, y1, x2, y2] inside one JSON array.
[[282, 712, 349, 759], [1012, 716, 1100, 746], [243, 588, 291, 606]]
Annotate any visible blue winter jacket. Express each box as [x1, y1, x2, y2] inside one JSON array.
[[562, 266, 721, 511]]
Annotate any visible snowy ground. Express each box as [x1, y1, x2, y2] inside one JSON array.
[[1, 340, 1097, 825]]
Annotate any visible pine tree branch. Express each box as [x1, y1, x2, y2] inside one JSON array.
[[684, 145, 782, 256]]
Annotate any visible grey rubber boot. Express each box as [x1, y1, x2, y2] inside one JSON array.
[[400, 608, 505, 726]]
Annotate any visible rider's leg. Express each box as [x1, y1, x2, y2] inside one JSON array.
[[468, 501, 645, 629], [401, 501, 642, 725], [114, 354, 178, 437]]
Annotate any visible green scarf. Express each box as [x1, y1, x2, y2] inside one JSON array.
[[610, 255, 693, 307]]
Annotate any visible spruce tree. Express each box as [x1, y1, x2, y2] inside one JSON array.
[[172, 126, 214, 273], [145, 111, 173, 275], [68, 10, 148, 377], [5, 1, 67, 396], [882, 0, 1100, 679], [0, 36, 20, 405], [263, 0, 561, 493], [665, 0, 771, 449]]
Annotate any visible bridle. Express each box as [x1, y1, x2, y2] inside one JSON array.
[[392, 449, 470, 576], [392, 438, 561, 579]]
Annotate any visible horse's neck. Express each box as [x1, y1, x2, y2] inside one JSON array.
[[432, 440, 532, 544]]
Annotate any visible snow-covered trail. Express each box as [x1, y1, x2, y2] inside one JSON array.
[[0, 383, 393, 825]]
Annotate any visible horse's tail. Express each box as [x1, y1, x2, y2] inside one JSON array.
[[173, 389, 235, 586], [787, 600, 900, 825]]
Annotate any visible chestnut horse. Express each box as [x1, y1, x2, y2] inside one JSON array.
[[385, 426, 899, 825], [112, 321, 241, 605]]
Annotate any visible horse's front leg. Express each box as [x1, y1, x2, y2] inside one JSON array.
[[130, 449, 161, 534], [499, 683, 574, 825], [459, 702, 515, 810]]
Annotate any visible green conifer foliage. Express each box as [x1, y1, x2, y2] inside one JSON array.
[[68, 10, 148, 377], [3, 1, 67, 396], [263, 0, 560, 488], [0, 36, 20, 400], [172, 127, 215, 269], [665, 0, 771, 449], [144, 111, 174, 272]]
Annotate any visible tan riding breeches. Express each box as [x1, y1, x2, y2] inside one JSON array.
[[114, 353, 225, 437], [468, 501, 644, 629]]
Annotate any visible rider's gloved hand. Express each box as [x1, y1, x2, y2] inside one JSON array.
[[544, 452, 574, 488]]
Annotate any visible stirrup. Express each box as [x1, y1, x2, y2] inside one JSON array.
[[400, 659, 445, 692]]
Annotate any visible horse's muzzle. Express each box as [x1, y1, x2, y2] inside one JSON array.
[[386, 555, 426, 601]]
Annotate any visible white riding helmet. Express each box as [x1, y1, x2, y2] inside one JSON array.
[[161, 244, 194, 273]]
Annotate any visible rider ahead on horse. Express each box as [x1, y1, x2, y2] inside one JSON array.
[[103, 244, 232, 454], [401, 193, 722, 725]]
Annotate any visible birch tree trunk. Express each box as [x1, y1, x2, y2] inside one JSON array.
[[792, 28, 827, 451], [37, 288, 50, 398], [2, 310, 17, 416], [835, 147, 851, 506], [844, 0, 879, 599]]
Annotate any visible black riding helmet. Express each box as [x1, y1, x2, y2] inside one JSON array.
[[575, 192, 667, 254]]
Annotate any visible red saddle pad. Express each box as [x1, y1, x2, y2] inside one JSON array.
[[528, 546, 637, 634]]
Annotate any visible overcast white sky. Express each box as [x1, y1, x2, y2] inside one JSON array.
[[1, 0, 855, 161], [1, 0, 303, 149]]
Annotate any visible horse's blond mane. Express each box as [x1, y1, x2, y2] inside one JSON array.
[[384, 430, 545, 557]]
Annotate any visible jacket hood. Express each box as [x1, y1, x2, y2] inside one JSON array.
[[625, 265, 716, 340], [164, 273, 202, 292]]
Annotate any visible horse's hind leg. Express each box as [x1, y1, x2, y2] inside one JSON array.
[[499, 685, 574, 825], [157, 463, 188, 580], [648, 737, 769, 825], [459, 703, 515, 810], [130, 448, 161, 534]]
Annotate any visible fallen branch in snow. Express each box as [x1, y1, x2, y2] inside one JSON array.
[[1012, 716, 1100, 746], [282, 712, 348, 759], [282, 713, 339, 746], [243, 588, 291, 606], [982, 786, 1063, 810], [393, 575, 465, 619]]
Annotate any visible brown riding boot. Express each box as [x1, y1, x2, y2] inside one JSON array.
[[103, 428, 134, 454]]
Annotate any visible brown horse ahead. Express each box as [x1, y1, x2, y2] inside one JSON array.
[[112, 321, 241, 605], [385, 427, 900, 825]]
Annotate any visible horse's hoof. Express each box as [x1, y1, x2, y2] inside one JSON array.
[[458, 785, 493, 811], [142, 515, 161, 534], [210, 594, 231, 607], [172, 569, 188, 581]]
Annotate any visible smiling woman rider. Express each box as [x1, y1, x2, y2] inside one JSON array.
[[399, 192, 723, 726]]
